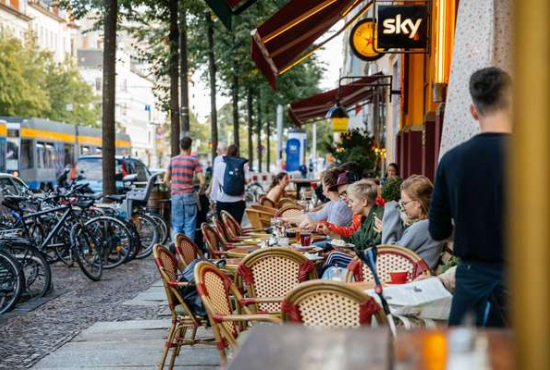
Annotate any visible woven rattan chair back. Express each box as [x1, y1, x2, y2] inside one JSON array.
[[214, 218, 230, 244], [281, 280, 386, 328], [277, 198, 296, 208], [245, 209, 263, 230], [235, 247, 318, 313], [194, 262, 243, 356], [345, 245, 431, 283], [221, 210, 242, 240], [201, 223, 225, 257], [174, 233, 203, 269], [275, 205, 303, 218], [260, 196, 277, 208], [250, 204, 277, 215]]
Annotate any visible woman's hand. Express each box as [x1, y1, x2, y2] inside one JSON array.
[[316, 223, 330, 235], [374, 216, 383, 234]]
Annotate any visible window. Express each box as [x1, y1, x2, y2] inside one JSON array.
[[37, 142, 45, 169], [11, 178, 29, 196], [75, 158, 102, 181], [0, 178, 17, 196], [0, 140, 5, 173], [6, 139, 19, 171], [63, 144, 74, 166], [81, 146, 90, 155], [20, 139, 34, 170], [131, 160, 150, 182]]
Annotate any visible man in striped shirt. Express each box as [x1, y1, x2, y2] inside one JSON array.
[[164, 137, 205, 241]]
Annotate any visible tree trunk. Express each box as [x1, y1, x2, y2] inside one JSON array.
[[179, 4, 190, 136], [256, 89, 262, 172], [247, 87, 254, 170], [266, 120, 271, 172], [232, 32, 239, 148], [206, 12, 218, 162], [102, 0, 117, 197], [169, 0, 180, 158]]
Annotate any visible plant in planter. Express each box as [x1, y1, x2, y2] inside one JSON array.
[[381, 177, 403, 202], [324, 128, 379, 176]]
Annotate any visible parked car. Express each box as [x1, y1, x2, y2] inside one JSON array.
[[72, 156, 151, 193]]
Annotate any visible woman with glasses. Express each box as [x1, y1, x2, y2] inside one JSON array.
[[375, 174, 445, 269]]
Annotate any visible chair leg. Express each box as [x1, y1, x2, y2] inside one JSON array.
[[158, 323, 176, 370], [175, 326, 188, 356]]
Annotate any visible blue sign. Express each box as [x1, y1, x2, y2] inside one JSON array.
[[145, 105, 151, 112], [286, 138, 301, 172]]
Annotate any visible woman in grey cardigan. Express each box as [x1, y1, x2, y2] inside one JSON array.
[[375, 175, 445, 269]]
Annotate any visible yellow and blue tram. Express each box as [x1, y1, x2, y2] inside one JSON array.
[[1, 117, 131, 190]]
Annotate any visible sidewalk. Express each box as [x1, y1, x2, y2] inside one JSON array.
[[30, 281, 220, 370]]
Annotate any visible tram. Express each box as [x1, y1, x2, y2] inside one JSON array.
[[1, 117, 131, 190]]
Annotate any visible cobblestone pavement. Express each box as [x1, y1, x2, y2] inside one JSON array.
[[0, 258, 160, 370]]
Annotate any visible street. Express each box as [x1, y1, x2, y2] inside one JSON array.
[[0, 258, 162, 369]]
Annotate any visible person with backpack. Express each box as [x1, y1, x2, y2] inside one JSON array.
[[210, 144, 249, 224]]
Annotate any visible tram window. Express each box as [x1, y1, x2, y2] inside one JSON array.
[[7, 129, 19, 138], [63, 144, 74, 166], [20, 139, 34, 170], [0, 140, 5, 172], [6, 141, 18, 160], [46, 143, 55, 168], [36, 142, 45, 169]]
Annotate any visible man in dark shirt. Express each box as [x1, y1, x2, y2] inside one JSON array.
[[429, 67, 512, 327]]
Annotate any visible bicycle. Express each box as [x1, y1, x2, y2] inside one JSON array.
[[2, 184, 105, 281], [0, 249, 24, 314]]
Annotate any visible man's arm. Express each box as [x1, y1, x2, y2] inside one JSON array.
[[429, 159, 453, 241], [197, 172, 206, 194], [163, 163, 171, 187]]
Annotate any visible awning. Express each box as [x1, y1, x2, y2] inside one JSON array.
[[252, 0, 372, 89], [205, 0, 259, 30], [289, 74, 389, 126]]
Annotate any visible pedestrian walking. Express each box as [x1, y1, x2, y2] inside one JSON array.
[[429, 67, 512, 327], [209, 144, 249, 224], [164, 137, 205, 241]]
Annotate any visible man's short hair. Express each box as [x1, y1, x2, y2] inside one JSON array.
[[469, 67, 512, 116], [180, 137, 192, 151]]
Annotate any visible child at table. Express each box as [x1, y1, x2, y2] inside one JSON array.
[[317, 179, 384, 273]]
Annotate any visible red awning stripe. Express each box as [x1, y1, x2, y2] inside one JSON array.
[[252, 0, 370, 89], [288, 74, 387, 126]]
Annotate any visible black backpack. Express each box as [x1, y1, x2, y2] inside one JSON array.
[[221, 156, 247, 196]]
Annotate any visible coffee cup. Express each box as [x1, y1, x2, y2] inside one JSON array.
[[389, 271, 410, 284]]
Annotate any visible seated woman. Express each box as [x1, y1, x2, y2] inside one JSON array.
[[375, 174, 445, 270], [317, 179, 384, 271], [284, 168, 353, 228], [266, 172, 290, 205]]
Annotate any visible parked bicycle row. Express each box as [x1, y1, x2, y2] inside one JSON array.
[[0, 173, 167, 315]]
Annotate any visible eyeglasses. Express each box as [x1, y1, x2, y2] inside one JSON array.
[[398, 199, 415, 210]]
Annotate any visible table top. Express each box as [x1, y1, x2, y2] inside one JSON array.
[[227, 325, 513, 370], [227, 325, 391, 370]]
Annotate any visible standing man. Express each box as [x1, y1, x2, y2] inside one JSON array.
[[429, 67, 512, 327], [164, 137, 205, 241]]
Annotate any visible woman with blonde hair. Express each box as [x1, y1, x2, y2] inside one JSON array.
[[376, 174, 445, 269]]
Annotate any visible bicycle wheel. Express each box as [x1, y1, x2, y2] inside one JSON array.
[[133, 214, 159, 259], [53, 225, 75, 267], [70, 223, 103, 281], [0, 249, 24, 314], [27, 221, 59, 264], [147, 213, 168, 245], [83, 217, 133, 269], [0, 239, 52, 298]]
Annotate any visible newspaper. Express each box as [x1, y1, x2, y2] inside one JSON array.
[[365, 278, 452, 320]]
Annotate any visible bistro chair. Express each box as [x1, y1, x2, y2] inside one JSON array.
[[250, 204, 277, 216], [260, 196, 277, 209], [153, 245, 214, 370], [201, 223, 230, 258], [214, 218, 231, 245], [220, 210, 267, 240], [174, 233, 204, 270], [281, 280, 387, 328], [278, 197, 297, 208], [245, 208, 274, 229], [345, 245, 432, 283], [235, 247, 318, 315], [194, 261, 281, 365], [275, 205, 304, 218]]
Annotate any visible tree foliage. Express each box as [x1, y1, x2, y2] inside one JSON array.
[[0, 31, 99, 126], [325, 128, 379, 176]]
